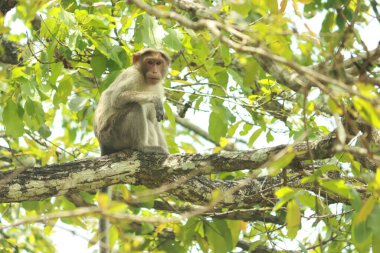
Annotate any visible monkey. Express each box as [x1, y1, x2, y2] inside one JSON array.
[[93, 48, 170, 253], [94, 48, 170, 156]]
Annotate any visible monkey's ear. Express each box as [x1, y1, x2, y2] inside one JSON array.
[[132, 53, 140, 64]]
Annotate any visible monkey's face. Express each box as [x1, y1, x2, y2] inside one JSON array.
[[142, 53, 168, 85]]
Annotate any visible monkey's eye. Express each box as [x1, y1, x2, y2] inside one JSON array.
[[156, 61, 162, 66], [147, 60, 154, 65]]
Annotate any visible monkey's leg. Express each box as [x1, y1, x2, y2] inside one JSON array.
[[121, 104, 168, 154], [100, 145, 118, 156], [147, 120, 169, 154], [154, 123, 169, 153]]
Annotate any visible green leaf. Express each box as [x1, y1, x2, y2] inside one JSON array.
[[321, 12, 336, 33], [220, 43, 231, 66], [61, 0, 78, 12], [269, 148, 295, 170], [327, 97, 343, 114], [367, 205, 380, 235], [286, 200, 301, 239], [215, 71, 229, 87], [91, 52, 108, 78], [274, 187, 297, 211], [280, 0, 288, 12], [352, 221, 372, 252], [68, 30, 80, 50], [53, 76, 73, 107], [209, 106, 228, 142], [297, 191, 317, 210], [68, 96, 88, 111], [164, 101, 176, 129], [205, 220, 233, 253], [196, 234, 209, 252], [22, 201, 40, 210], [226, 220, 241, 247], [242, 59, 259, 90], [109, 46, 129, 69], [90, 37, 113, 58], [3, 100, 24, 138], [373, 232, 380, 253], [24, 99, 45, 130], [163, 28, 183, 50], [319, 180, 352, 199], [230, 1, 252, 17], [268, 0, 279, 14], [275, 186, 295, 199], [38, 124, 52, 138], [295, 0, 313, 3], [248, 128, 263, 147], [179, 218, 199, 247], [350, 188, 363, 211], [139, 14, 163, 47], [20, 78, 37, 98], [109, 225, 119, 250], [353, 97, 380, 128], [61, 216, 86, 229], [354, 196, 376, 225], [318, 164, 340, 174], [343, 7, 354, 22], [336, 12, 345, 30], [38, 124, 51, 138], [160, 241, 186, 253], [228, 121, 242, 136], [228, 69, 243, 86], [40, 17, 58, 41], [266, 131, 274, 143], [49, 62, 64, 85], [59, 8, 76, 27], [239, 123, 253, 136]]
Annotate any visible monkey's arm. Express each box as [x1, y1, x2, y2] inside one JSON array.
[[112, 91, 157, 106], [112, 91, 164, 122]]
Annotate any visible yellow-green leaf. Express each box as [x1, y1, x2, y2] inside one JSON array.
[[280, 0, 288, 13], [3, 100, 24, 138], [353, 97, 380, 128], [269, 148, 295, 176], [320, 180, 352, 199], [354, 196, 377, 225], [274, 187, 297, 211], [286, 200, 301, 239], [164, 101, 176, 129], [268, 0, 278, 14], [275, 186, 294, 198]]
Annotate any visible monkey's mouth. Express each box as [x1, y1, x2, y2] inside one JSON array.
[[147, 78, 160, 83]]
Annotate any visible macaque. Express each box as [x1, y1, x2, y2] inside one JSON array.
[[93, 48, 170, 253], [94, 48, 170, 156]]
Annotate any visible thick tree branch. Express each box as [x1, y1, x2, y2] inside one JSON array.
[[0, 37, 21, 65], [0, 0, 17, 15], [152, 200, 284, 223], [0, 132, 353, 205]]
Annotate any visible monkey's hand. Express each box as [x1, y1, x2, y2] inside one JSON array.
[[152, 96, 165, 122]]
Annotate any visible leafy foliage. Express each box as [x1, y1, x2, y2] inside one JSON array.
[[0, 0, 379, 252]]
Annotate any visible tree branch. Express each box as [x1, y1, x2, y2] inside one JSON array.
[[0, 0, 17, 15], [0, 132, 352, 205], [129, 0, 380, 105], [0, 37, 21, 65]]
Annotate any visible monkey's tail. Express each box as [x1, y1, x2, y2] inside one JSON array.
[[99, 187, 109, 253]]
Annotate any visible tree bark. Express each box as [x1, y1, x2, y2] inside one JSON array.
[[0, 132, 365, 206], [0, 0, 17, 15]]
